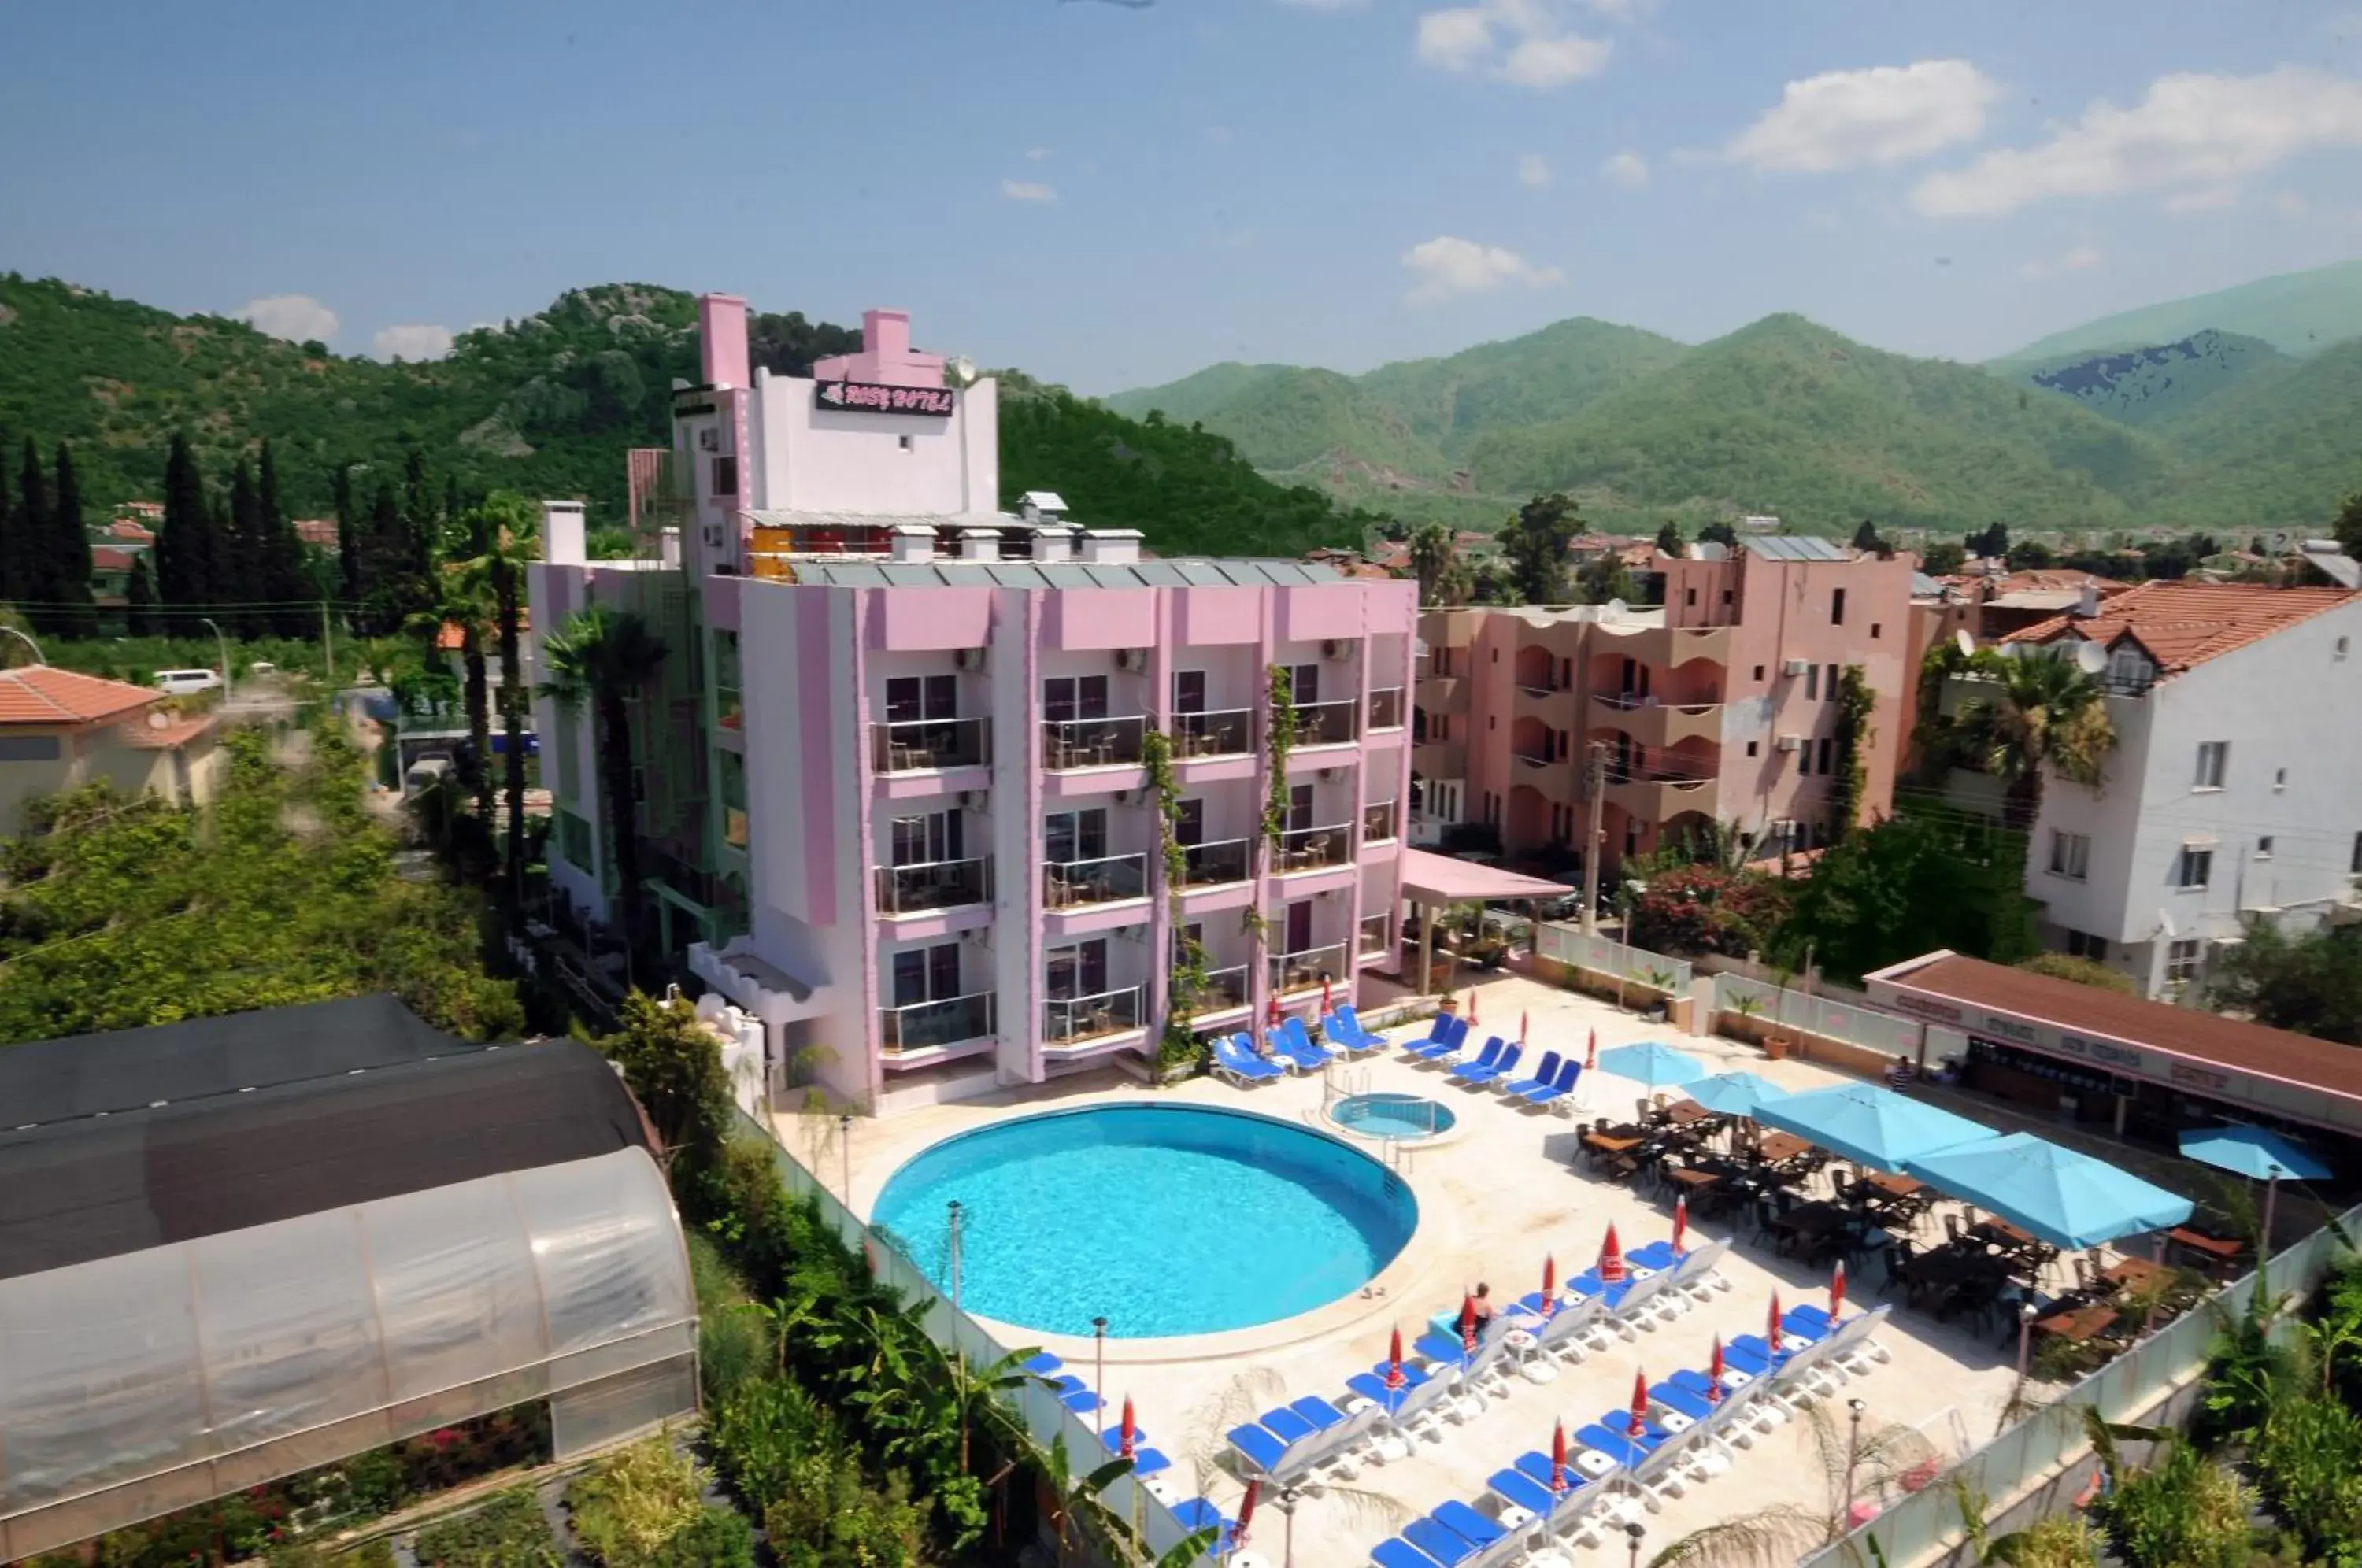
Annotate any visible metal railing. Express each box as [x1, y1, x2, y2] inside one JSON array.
[[1602, 745, 1716, 784], [1194, 965, 1249, 1011], [1044, 853, 1149, 908], [1178, 838, 1250, 887], [1361, 800, 1398, 844], [1513, 749, 1562, 768], [1043, 985, 1144, 1045], [871, 716, 990, 773], [1170, 708, 1252, 759], [1368, 686, 1405, 730], [1594, 690, 1718, 713], [1041, 715, 1147, 770], [1533, 922, 1693, 990], [879, 991, 997, 1053], [1713, 974, 1923, 1057], [1359, 912, 1393, 959], [1292, 698, 1359, 747], [1270, 943, 1348, 995], [1276, 823, 1352, 871], [875, 856, 992, 915]]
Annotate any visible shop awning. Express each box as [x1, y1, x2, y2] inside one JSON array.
[[1398, 848, 1574, 904]]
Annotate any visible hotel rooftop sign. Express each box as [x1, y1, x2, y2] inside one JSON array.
[[816, 379, 956, 417]]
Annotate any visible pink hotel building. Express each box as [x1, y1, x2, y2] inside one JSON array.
[[528, 295, 1416, 1114]]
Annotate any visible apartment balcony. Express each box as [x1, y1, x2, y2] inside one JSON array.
[[1368, 686, 1406, 731], [1616, 624, 1731, 668], [1604, 756, 1720, 821], [1043, 985, 1145, 1045], [1270, 943, 1349, 997], [1412, 739, 1466, 779], [871, 716, 990, 774], [1170, 708, 1253, 760], [1042, 715, 1147, 771], [1178, 837, 1251, 888], [880, 992, 997, 1056], [1193, 964, 1250, 1014], [1416, 673, 1464, 712], [1276, 823, 1353, 874], [1514, 680, 1579, 727], [1045, 852, 1150, 909], [876, 857, 994, 916], [1590, 691, 1725, 749], [1359, 912, 1394, 960], [1293, 699, 1359, 749], [1361, 800, 1398, 845]]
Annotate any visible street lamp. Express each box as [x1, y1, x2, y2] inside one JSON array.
[[2015, 1300, 2038, 1384], [1625, 1520, 1646, 1568], [949, 1200, 968, 1473], [0, 627, 44, 666], [1092, 1316, 1109, 1416], [838, 1111, 852, 1204], [199, 616, 231, 704], [1280, 1484, 1301, 1568], [1845, 1397, 1866, 1523]]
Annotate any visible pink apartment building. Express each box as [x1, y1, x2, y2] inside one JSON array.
[[528, 295, 1416, 1115], [1413, 537, 1918, 870]]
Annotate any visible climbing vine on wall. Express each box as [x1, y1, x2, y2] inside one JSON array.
[[1142, 727, 1208, 1071], [1831, 664, 1875, 836]]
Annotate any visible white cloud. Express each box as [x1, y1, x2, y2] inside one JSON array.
[[1517, 152, 1553, 186], [1025, 146, 1053, 161], [2273, 190, 2309, 216], [2162, 184, 2240, 215], [1912, 68, 2362, 217], [1000, 179, 1059, 203], [373, 324, 454, 361], [1727, 59, 1999, 172], [1401, 235, 1564, 303], [233, 294, 339, 343], [1601, 149, 1649, 187], [1415, 1, 1610, 88], [2019, 242, 2103, 277]]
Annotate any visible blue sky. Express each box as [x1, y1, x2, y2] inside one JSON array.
[[6, 0, 2361, 393]]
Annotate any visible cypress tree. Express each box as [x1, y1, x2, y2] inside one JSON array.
[[157, 434, 210, 608], [402, 449, 436, 586], [126, 553, 161, 635], [333, 462, 361, 604], [0, 426, 18, 605], [257, 440, 310, 637], [48, 443, 96, 638], [13, 437, 49, 620], [364, 479, 406, 635], [225, 456, 264, 636]]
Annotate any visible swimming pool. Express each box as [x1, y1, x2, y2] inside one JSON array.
[[872, 1104, 1418, 1337], [1330, 1091, 1457, 1141]]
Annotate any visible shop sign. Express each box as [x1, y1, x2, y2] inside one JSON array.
[[816, 380, 956, 417]]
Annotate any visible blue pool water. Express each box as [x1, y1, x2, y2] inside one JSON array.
[[872, 1105, 1419, 1337], [1331, 1092, 1456, 1140]]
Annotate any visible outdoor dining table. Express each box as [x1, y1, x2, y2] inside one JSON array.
[[1668, 1166, 1724, 1190], [1863, 1171, 1927, 1200], [1768, 1200, 1856, 1251], [1971, 1216, 2039, 1251], [2034, 1302, 2120, 1344], [2102, 1256, 2171, 1294], [1755, 1132, 1814, 1165], [1664, 1100, 1716, 1126], [1584, 1130, 1646, 1156], [2168, 1227, 2246, 1274]]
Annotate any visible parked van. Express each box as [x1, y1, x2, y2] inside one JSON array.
[[154, 668, 223, 696], [404, 753, 455, 793]]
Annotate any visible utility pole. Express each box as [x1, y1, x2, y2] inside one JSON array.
[[1580, 741, 1608, 936], [320, 601, 335, 686]]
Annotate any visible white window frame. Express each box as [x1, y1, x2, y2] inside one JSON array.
[[2164, 938, 2202, 986], [2048, 830, 2090, 881], [2175, 846, 2213, 890], [2194, 741, 2228, 790]]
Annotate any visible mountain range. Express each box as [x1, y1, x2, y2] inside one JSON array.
[[1109, 258, 2362, 537]]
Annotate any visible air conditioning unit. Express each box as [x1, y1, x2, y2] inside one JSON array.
[[1781, 658, 1811, 677], [954, 647, 989, 672], [1321, 639, 1352, 662], [957, 790, 988, 811], [1775, 735, 1803, 753], [1317, 767, 1343, 783], [1114, 648, 1149, 672]]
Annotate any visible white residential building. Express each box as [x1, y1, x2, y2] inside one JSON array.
[[2005, 582, 2362, 999]]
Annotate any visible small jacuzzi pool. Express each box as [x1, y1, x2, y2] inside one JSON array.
[[1330, 1092, 1457, 1141]]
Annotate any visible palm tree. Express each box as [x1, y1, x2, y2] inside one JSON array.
[[1407, 523, 1472, 607], [408, 563, 497, 829], [451, 493, 539, 917], [537, 603, 668, 962], [1647, 1402, 1936, 1566], [1953, 648, 2116, 833]]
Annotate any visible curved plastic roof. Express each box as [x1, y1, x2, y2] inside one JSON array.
[[0, 1147, 696, 1562]]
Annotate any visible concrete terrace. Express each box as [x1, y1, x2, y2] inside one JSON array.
[[791, 973, 2033, 1566]]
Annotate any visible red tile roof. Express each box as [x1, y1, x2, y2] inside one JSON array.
[[2006, 581, 2359, 675], [105, 520, 156, 542], [0, 666, 163, 727], [124, 712, 217, 749], [293, 518, 340, 548], [90, 546, 137, 571]]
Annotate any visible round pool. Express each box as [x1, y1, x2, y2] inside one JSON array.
[[872, 1104, 1418, 1337], [1330, 1091, 1457, 1141]]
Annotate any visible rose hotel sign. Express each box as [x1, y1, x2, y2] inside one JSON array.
[[815, 380, 956, 417]]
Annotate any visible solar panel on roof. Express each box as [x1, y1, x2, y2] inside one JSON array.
[[1746, 536, 1848, 562], [983, 563, 1050, 588], [1083, 565, 1141, 588], [878, 564, 944, 586], [1134, 562, 1190, 586], [822, 564, 891, 587], [1172, 561, 1227, 585], [1039, 564, 1097, 588]]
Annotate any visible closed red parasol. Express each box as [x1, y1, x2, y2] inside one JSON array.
[[1672, 1195, 1689, 1257], [1598, 1222, 1625, 1285], [1468, 989, 1479, 1027], [1235, 1478, 1259, 1552], [1769, 1289, 1785, 1353], [1829, 1259, 1847, 1325], [1539, 1254, 1557, 1320], [1520, 1010, 1529, 1045], [1386, 1326, 1407, 1390], [1585, 1029, 1597, 1071], [1708, 1335, 1726, 1404], [1627, 1370, 1649, 1439], [1321, 977, 1333, 1016], [1266, 993, 1282, 1030], [1459, 1292, 1479, 1352], [1551, 1418, 1570, 1492], [1119, 1395, 1136, 1459]]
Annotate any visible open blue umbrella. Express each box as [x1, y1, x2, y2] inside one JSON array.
[[2178, 1126, 2329, 1182], [1683, 1071, 1791, 1119], [1595, 1041, 1705, 1090], [1753, 1082, 1997, 1172], [1904, 1133, 2194, 1251]]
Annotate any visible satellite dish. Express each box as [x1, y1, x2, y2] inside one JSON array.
[[946, 355, 978, 388], [1953, 629, 1975, 658], [148, 709, 171, 730], [2075, 640, 2108, 675]]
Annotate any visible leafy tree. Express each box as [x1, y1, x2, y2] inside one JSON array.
[[1952, 645, 2116, 832], [414, 556, 495, 828], [39, 442, 95, 636], [1576, 550, 1635, 605], [1646, 1401, 1935, 1566], [1627, 866, 1791, 959], [598, 991, 735, 1170], [1967, 522, 2009, 558], [0, 426, 17, 604], [2337, 491, 2362, 557], [224, 454, 265, 635], [451, 493, 539, 912], [2006, 538, 2055, 570], [255, 439, 311, 635], [1775, 812, 2039, 986], [1499, 491, 1579, 603], [2212, 916, 2362, 1044], [1849, 517, 1889, 555], [332, 460, 361, 603], [1697, 520, 1738, 548], [125, 553, 160, 634], [538, 603, 670, 959], [1919, 540, 1966, 575], [10, 435, 46, 616], [155, 432, 211, 608], [1654, 518, 1683, 557]]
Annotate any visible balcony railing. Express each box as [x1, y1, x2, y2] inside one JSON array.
[[1045, 852, 1149, 908], [1602, 747, 1716, 786], [1171, 708, 1252, 760], [1369, 686, 1405, 730], [1270, 944, 1349, 996], [1361, 801, 1398, 845], [880, 991, 996, 1054], [1359, 912, 1393, 959], [1179, 837, 1250, 888], [717, 685, 742, 731], [876, 856, 993, 915], [872, 716, 990, 773], [1513, 749, 1564, 769], [1293, 699, 1359, 747], [1193, 964, 1249, 1012], [1276, 823, 1353, 873], [1042, 715, 1147, 770], [1044, 985, 1144, 1045]]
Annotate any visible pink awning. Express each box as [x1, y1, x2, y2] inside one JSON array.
[[1399, 848, 1573, 904]]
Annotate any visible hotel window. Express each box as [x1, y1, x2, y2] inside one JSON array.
[[2175, 846, 2213, 889], [1816, 736, 1834, 775], [886, 674, 956, 723], [1805, 665, 1819, 700], [2256, 836, 2274, 859], [891, 809, 964, 867], [1172, 670, 1206, 713], [2065, 930, 2108, 961], [1043, 674, 1109, 722], [2048, 830, 2090, 881], [2194, 741, 2228, 790], [2165, 939, 2202, 986], [1752, 665, 1764, 682], [1685, 587, 1697, 607], [711, 456, 738, 497], [720, 750, 749, 852], [1746, 740, 1759, 757], [890, 943, 963, 1008], [1831, 587, 1846, 625], [1870, 623, 1882, 640], [2352, 830, 2362, 874], [1044, 808, 1108, 864], [1288, 663, 1321, 704]]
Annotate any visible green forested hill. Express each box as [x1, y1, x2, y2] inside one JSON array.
[[2145, 338, 2362, 527], [1999, 258, 2362, 361], [0, 274, 1369, 559], [1995, 331, 2299, 429]]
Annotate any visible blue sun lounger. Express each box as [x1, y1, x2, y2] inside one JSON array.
[[1449, 1041, 1520, 1086], [1514, 1057, 1582, 1108], [1627, 1240, 1679, 1271], [1720, 1333, 1804, 1378], [1650, 1375, 1719, 1424], [1325, 1004, 1388, 1053], [1575, 1419, 1662, 1470], [1022, 1352, 1063, 1377], [1402, 1014, 1471, 1062], [1498, 1049, 1562, 1099], [1169, 1497, 1239, 1554], [1050, 1375, 1103, 1414], [1267, 1016, 1336, 1072], [1212, 1033, 1286, 1085]]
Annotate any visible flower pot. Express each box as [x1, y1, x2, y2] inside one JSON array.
[[1764, 1034, 1790, 1061], [1438, 997, 1461, 1017]]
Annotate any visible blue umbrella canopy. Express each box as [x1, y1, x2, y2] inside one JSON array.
[[1753, 1082, 1997, 1172], [1683, 1071, 1791, 1119], [2178, 1126, 2330, 1182], [1904, 1133, 2195, 1250], [1595, 1042, 1707, 1089]]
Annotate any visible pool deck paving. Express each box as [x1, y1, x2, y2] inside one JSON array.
[[788, 973, 2036, 1566]]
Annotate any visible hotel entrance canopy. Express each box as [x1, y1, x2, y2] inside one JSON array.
[[1399, 848, 1573, 905]]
